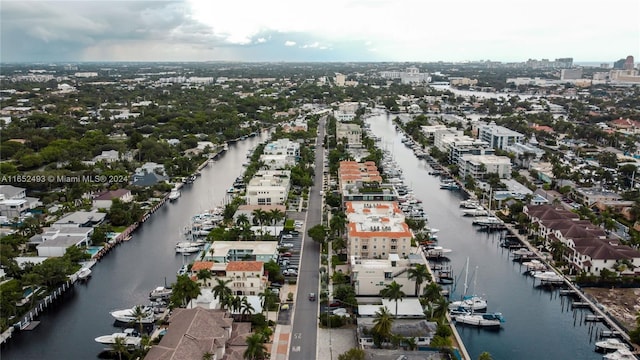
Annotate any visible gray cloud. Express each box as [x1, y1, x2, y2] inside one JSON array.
[[1, 0, 224, 61]]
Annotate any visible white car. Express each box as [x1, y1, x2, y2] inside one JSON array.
[[283, 269, 298, 276], [282, 234, 293, 239], [280, 243, 294, 248]]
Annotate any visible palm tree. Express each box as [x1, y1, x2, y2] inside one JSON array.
[[236, 213, 251, 240], [269, 208, 285, 235], [252, 209, 268, 238], [131, 305, 149, 335], [111, 336, 129, 360], [228, 295, 242, 319], [258, 288, 277, 316], [196, 269, 213, 287], [240, 296, 255, 321], [202, 352, 214, 360], [236, 213, 250, 228], [329, 213, 347, 238], [405, 336, 417, 351], [212, 278, 233, 310], [407, 264, 431, 297], [22, 272, 42, 308], [243, 332, 268, 360], [379, 281, 405, 318], [422, 282, 442, 303], [478, 352, 494, 360], [170, 274, 202, 308], [372, 306, 393, 347]]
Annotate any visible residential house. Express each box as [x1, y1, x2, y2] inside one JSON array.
[[52, 210, 106, 229], [0, 185, 41, 219], [34, 227, 93, 257], [245, 170, 291, 206], [203, 241, 279, 263], [350, 254, 428, 296], [92, 189, 133, 210], [145, 308, 249, 360], [524, 205, 640, 275]]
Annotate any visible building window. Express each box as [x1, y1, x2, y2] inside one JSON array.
[[384, 272, 392, 279]]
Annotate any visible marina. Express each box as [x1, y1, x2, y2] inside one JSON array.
[[367, 111, 619, 360], [0, 131, 270, 360]]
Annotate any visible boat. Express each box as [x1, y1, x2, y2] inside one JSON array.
[[77, 267, 92, 281], [472, 216, 503, 226], [94, 328, 141, 347], [149, 286, 172, 300], [448, 259, 488, 312], [440, 181, 460, 190], [595, 338, 631, 353], [603, 349, 636, 360], [109, 306, 155, 324], [425, 246, 452, 258], [532, 270, 565, 284], [455, 312, 504, 328], [168, 190, 181, 201], [462, 207, 489, 217], [522, 259, 547, 272], [460, 199, 480, 209], [175, 245, 201, 254]]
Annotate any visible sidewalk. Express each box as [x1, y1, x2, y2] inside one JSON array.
[[270, 283, 297, 360]]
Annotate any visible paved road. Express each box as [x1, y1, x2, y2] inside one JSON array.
[[289, 116, 325, 360]]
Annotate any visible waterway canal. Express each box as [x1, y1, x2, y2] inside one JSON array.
[[366, 112, 607, 360], [1, 131, 270, 360]]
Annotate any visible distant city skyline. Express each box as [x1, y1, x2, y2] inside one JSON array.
[[1, 0, 638, 63]]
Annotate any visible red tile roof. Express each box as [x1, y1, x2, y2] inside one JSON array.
[[226, 261, 263, 272]]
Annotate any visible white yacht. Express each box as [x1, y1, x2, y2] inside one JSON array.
[[595, 338, 631, 353], [109, 306, 155, 324], [149, 286, 172, 300], [455, 312, 504, 328], [532, 271, 564, 284], [95, 328, 141, 347], [77, 267, 92, 281], [168, 190, 181, 201], [603, 349, 636, 360]]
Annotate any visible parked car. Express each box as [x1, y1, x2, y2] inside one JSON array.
[[283, 269, 298, 276], [280, 243, 294, 248], [281, 252, 292, 257], [286, 265, 298, 271], [282, 234, 293, 239]]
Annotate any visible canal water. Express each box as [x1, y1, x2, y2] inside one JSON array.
[[366, 113, 607, 360], [0, 131, 271, 360]]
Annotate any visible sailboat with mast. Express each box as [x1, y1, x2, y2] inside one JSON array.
[[448, 258, 488, 312]]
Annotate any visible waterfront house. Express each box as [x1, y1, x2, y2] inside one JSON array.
[[52, 210, 106, 229], [92, 150, 120, 163], [524, 205, 640, 275], [0, 185, 41, 219], [191, 261, 268, 296], [350, 254, 428, 296], [34, 227, 93, 257], [92, 189, 133, 210], [145, 308, 248, 360], [203, 241, 279, 263], [245, 170, 291, 206]]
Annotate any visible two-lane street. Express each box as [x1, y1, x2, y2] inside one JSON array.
[[288, 116, 326, 360]]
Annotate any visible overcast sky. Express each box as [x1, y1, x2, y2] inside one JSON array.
[[2, 0, 639, 63]]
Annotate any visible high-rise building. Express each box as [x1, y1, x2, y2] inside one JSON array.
[[624, 56, 635, 71], [613, 58, 626, 69]]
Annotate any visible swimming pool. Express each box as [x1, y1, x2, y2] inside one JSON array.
[[86, 246, 103, 257]]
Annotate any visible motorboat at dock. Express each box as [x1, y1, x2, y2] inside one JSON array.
[[77, 267, 92, 281], [149, 286, 173, 300], [454, 312, 504, 328], [595, 338, 632, 353], [109, 305, 156, 324], [94, 328, 141, 347]]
